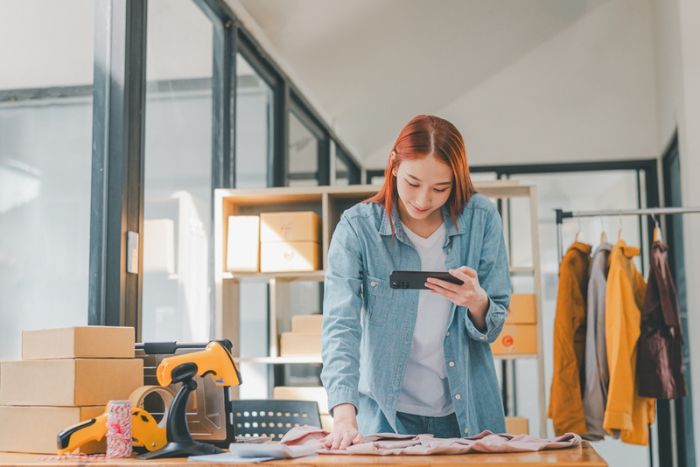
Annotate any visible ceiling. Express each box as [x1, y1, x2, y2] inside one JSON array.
[[230, 0, 617, 167]]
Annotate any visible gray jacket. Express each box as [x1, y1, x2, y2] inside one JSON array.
[[583, 242, 612, 440]]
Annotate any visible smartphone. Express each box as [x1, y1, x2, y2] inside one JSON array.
[[390, 271, 463, 289]]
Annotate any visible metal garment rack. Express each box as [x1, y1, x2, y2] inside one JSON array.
[[554, 206, 700, 260], [554, 205, 700, 467]]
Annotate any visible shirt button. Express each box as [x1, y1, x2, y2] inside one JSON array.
[[448, 361, 455, 367], [370, 281, 377, 287], [455, 393, 461, 400], [480, 335, 487, 341], [446, 331, 450, 337], [464, 428, 469, 434]]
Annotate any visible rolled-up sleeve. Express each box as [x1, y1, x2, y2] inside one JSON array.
[[321, 214, 364, 415], [463, 207, 512, 343]]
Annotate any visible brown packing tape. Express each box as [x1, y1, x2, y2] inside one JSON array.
[[128, 386, 174, 428]]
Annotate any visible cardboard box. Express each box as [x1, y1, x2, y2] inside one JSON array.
[[261, 241, 320, 272], [260, 212, 320, 243], [273, 386, 328, 415], [505, 416, 529, 435], [321, 414, 333, 432], [0, 405, 105, 454], [226, 215, 261, 272], [279, 333, 321, 357], [291, 314, 323, 334], [491, 324, 537, 356], [506, 294, 537, 324], [0, 359, 143, 406], [22, 326, 135, 360]]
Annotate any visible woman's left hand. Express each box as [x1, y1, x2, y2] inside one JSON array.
[[425, 266, 490, 324]]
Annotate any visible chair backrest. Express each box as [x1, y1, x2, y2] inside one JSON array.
[[231, 399, 321, 440]]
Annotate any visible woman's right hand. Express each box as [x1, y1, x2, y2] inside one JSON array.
[[323, 403, 362, 450]]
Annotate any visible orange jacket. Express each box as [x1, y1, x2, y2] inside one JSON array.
[[603, 240, 655, 445], [549, 242, 591, 436]]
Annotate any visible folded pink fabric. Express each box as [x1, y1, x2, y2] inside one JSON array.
[[280, 426, 581, 456]]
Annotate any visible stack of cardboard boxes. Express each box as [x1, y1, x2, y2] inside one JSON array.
[[0, 326, 144, 454], [227, 211, 321, 273], [491, 294, 537, 356], [491, 293, 537, 435], [280, 314, 323, 357]]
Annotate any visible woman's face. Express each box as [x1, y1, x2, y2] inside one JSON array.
[[393, 154, 453, 222]]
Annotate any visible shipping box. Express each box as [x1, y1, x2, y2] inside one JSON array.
[[22, 326, 135, 360], [491, 324, 537, 356], [279, 333, 321, 357], [0, 405, 105, 454], [226, 215, 260, 272], [505, 294, 537, 324], [0, 359, 143, 406], [261, 242, 320, 272], [505, 416, 529, 435], [260, 212, 320, 243], [291, 314, 323, 334]]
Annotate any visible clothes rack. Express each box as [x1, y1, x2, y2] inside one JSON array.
[[553, 205, 700, 466], [554, 206, 700, 260]]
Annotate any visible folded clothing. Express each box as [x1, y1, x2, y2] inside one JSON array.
[[281, 425, 581, 456]]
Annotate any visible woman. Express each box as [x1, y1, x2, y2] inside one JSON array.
[[321, 115, 512, 449]]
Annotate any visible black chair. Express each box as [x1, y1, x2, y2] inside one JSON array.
[[231, 399, 322, 441]]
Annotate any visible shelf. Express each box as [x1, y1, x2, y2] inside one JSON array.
[[237, 356, 322, 364], [223, 267, 532, 281], [221, 270, 325, 282], [216, 182, 547, 437], [236, 355, 536, 365]]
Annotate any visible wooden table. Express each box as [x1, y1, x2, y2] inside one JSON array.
[[0, 444, 606, 466]]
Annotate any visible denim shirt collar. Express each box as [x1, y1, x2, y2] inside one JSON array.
[[378, 203, 464, 246]]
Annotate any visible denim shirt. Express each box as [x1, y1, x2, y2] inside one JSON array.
[[321, 193, 512, 436]]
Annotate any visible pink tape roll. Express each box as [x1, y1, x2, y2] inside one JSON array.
[[106, 400, 132, 458]]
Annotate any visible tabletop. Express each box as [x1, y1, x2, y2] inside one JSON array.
[[0, 443, 606, 466]]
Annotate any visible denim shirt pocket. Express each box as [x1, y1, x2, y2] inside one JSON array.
[[364, 275, 392, 325]]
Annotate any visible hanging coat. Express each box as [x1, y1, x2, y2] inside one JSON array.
[[637, 241, 687, 399], [549, 241, 590, 436], [603, 240, 655, 445], [583, 242, 612, 440]]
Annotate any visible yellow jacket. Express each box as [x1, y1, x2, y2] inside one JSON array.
[[603, 240, 655, 445], [549, 242, 590, 436]]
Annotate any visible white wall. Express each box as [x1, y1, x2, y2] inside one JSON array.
[[652, 0, 700, 458], [364, 0, 660, 168], [0, 0, 93, 89]]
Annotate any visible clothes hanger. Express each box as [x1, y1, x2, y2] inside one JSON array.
[[575, 218, 582, 243], [652, 214, 663, 242], [616, 213, 624, 241], [599, 217, 607, 244]]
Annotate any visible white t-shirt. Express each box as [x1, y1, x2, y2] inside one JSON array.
[[397, 222, 454, 417]]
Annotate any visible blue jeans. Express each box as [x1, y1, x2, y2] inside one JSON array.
[[395, 411, 462, 438]]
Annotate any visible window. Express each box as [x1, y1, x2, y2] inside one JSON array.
[[0, 0, 94, 359], [141, 0, 213, 342], [288, 109, 322, 186], [236, 54, 273, 188]]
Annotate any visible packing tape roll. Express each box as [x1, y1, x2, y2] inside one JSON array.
[[128, 386, 174, 428]]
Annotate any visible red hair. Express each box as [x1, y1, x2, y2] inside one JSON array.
[[366, 115, 475, 235]]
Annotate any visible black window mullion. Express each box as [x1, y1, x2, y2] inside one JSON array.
[[88, 0, 147, 335], [317, 136, 331, 186], [335, 143, 361, 185], [271, 81, 289, 187], [196, 0, 236, 190]]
